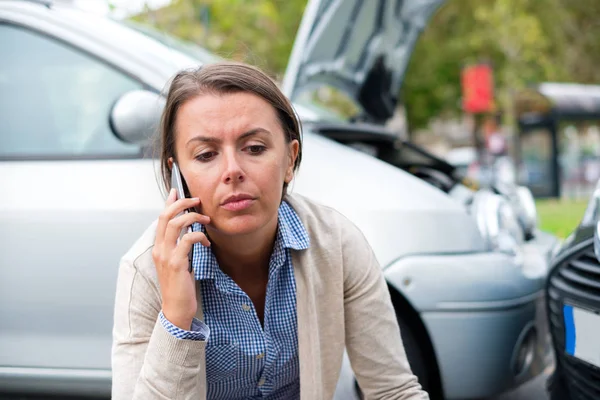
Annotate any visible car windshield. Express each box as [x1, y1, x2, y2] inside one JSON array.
[[113, 19, 222, 65], [111, 19, 351, 121], [293, 98, 348, 123]]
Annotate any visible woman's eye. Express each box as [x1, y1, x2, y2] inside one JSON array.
[[195, 151, 216, 162], [247, 145, 266, 155]]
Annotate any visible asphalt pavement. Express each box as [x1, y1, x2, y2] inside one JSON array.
[[490, 372, 549, 400]]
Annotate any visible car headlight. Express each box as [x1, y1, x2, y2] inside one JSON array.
[[515, 186, 538, 238], [471, 190, 525, 262], [493, 183, 538, 239]]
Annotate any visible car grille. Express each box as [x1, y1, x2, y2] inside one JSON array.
[[548, 245, 600, 400]]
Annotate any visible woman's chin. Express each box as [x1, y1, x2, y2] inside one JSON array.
[[208, 214, 265, 237]]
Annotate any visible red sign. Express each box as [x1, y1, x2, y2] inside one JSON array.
[[461, 64, 494, 113]]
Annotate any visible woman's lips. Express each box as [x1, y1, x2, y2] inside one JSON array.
[[221, 198, 255, 211]]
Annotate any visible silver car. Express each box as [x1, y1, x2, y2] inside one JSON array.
[[0, 1, 557, 399]]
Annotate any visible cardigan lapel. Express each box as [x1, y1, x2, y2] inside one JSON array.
[[293, 250, 323, 400]]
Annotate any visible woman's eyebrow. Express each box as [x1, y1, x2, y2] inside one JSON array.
[[186, 128, 271, 147], [238, 128, 271, 141], [186, 135, 220, 146]]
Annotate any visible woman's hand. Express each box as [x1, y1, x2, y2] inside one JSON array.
[[152, 189, 211, 330]]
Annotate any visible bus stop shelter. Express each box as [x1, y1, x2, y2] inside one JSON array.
[[515, 83, 600, 198]]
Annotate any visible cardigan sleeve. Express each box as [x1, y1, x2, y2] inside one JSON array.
[[111, 249, 207, 400], [342, 222, 430, 400]]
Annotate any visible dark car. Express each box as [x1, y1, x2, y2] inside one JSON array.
[[546, 179, 600, 400]]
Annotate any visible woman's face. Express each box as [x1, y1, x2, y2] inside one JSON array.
[[172, 91, 299, 237]]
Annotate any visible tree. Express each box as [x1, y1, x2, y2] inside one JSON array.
[[132, 0, 307, 79], [402, 0, 572, 130], [132, 0, 600, 132]]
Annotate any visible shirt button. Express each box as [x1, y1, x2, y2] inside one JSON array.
[[242, 304, 251, 311], [256, 352, 265, 360], [258, 378, 266, 387]]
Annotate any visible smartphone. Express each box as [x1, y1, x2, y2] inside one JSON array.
[[171, 162, 194, 272]]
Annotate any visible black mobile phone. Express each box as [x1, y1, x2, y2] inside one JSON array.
[[171, 162, 194, 272]]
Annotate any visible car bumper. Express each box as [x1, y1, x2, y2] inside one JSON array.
[[422, 293, 552, 399], [380, 232, 558, 399], [332, 293, 553, 400], [0, 366, 111, 397]]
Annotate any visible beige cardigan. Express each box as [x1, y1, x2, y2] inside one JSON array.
[[111, 193, 429, 400]]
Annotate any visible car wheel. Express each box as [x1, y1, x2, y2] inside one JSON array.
[[397, 315, 430, 392]]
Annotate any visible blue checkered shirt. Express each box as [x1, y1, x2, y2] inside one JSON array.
[[159, 200, 310, 400]]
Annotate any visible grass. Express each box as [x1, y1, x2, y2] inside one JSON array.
[[536, 199, 589, 239]]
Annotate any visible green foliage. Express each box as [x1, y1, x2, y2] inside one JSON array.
[[402, 0, 570, 130], [403, 0, 600, 130], [132, 0, 600, 130], [133, 0, 307, 79], [536, 199, 588, 239]]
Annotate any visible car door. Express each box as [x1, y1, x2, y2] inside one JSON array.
[[0, 21, 164, 380]]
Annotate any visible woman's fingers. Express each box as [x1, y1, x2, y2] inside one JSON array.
[[151, 190, 207, 330], [156, 190, 203, 243], [172, 231, 211, 265], [164, 211, 211, 247]]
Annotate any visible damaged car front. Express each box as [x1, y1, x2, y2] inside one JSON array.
[[281, 0, 559, 398]]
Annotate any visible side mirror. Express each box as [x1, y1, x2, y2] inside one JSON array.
[[110, 90, 165, 146]]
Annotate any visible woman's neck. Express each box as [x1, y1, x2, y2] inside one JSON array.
[[206, 217, 278, 283]]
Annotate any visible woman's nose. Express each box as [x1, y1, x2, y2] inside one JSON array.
[[222, 152, 245, 184]]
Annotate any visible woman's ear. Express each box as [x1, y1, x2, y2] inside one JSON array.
[[285, 140, 300, 183]]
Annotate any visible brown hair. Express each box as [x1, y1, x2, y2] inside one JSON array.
[[157, 62, 302, 196]]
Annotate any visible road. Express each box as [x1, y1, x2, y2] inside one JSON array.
[[491, 372, 549, 400]]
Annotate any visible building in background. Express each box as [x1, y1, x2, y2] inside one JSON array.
[[516, 83, 600, 199]]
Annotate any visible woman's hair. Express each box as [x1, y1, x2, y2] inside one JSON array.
[[157, 62, 303, 195]]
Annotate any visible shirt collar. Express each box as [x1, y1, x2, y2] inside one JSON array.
[[190, 200, 310, 281], [277, 200, 310, 251]]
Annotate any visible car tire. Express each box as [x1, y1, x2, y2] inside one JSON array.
[[397, 315, 430, 392]]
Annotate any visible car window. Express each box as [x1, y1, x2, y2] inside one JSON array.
[[0, 24, 143, 159], [117, 19, 222, 65]]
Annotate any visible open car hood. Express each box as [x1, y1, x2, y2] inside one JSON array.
[[282, 0, 444, 123]]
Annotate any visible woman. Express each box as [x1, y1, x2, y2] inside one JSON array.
[[111, 62, 428, 400]]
